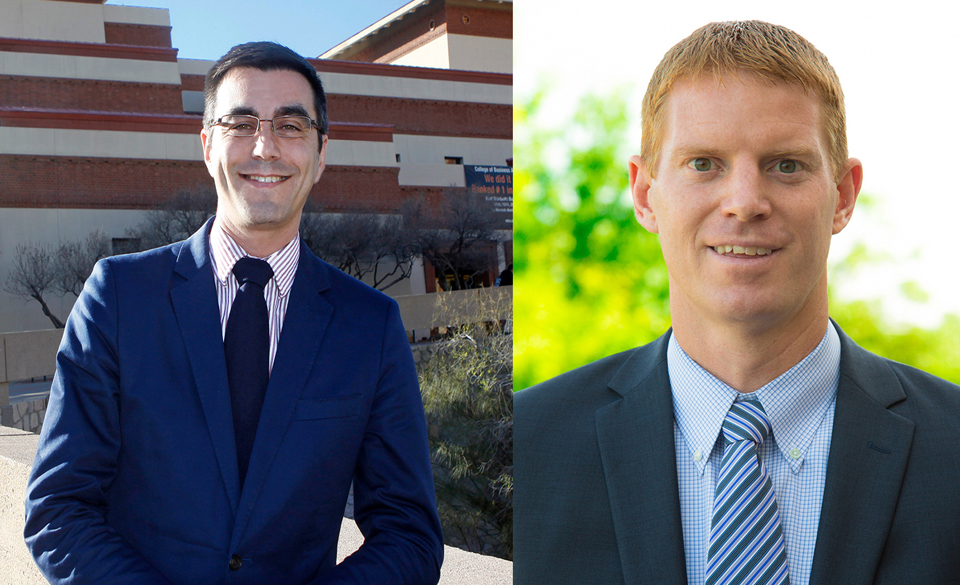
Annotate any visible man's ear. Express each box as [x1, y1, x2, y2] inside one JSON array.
[[200, 127, 215, 174], [629, 154, 659, 234], [833, 157, 863, 235], [314, 135, 328, 185]]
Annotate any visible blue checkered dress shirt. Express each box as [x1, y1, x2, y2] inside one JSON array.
[[668, 322, 840, 585]]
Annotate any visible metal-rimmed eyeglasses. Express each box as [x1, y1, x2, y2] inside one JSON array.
[[211, 114, 321, 138]]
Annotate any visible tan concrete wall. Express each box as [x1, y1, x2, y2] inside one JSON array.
[[0, 0, 105, 44], [0, 208, 151, 334], [320, 71, 512, 105], [394, 134, 513, 166], [390, 34, 451, 69], [0, 127, 202, 161], [395, 286, 512, 331], [101, 4, 169, 27], [447, 34, 512, 74], [0, 51, 182, 84], [1, 330, 61, 384]]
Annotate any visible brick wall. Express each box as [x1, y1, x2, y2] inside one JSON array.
[[327, 95, 510, 139], [0, 76, 184, 115], [445, 5, 512, 38], [104, 23, 173, 48], [0, 156, 211, 209], [0, 156, 453, 214]]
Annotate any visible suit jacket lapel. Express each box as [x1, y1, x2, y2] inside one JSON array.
[[232, 243, 333, 541], [595, 333, 688, 585], [170, 218, 241, 511], [809, 328, 915, 585]]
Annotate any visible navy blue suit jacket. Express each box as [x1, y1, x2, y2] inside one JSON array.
[[515, 325, 960, 584], [24, 220, 443, 584]]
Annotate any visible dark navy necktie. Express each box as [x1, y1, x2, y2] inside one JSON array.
[[224, 256, 273, 488]]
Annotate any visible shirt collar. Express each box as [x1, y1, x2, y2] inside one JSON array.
[[669, 321, 840, 475], [209, 220, 300, 298]]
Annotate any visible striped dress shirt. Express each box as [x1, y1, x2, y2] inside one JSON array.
[[209, 221, 299, 373], [668, 322, 841, 585]]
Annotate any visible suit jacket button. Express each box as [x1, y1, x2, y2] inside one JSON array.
[[229, 554, 242, 571]]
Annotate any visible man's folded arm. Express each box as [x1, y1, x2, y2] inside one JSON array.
[[316, 300, 444, 585], [23, 260, 172, 585]]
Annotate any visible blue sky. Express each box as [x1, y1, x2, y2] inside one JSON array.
[[107, 0, 412, 61]]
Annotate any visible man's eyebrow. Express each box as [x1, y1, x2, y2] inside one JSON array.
[[222, 105, 312, 118], [767, 146, 820, 161], [669, 146, 724, 163], [668, 145, 823, 162], [276, 104, 311, 118], [225, 106, 258, 117]]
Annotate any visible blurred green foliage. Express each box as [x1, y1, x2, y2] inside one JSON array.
[[514, 87, 960, 390]]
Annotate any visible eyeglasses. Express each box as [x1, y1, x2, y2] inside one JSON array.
[[212, 114, 321, 138]]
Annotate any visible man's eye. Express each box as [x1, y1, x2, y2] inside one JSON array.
[[231, 123, 254, 131], [689, 158, 713, 172], [777, 160, 799, 173]]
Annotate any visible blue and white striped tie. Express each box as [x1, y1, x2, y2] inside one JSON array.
[[705, 400, 789, 585]]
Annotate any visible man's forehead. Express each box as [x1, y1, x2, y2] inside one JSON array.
[[663, 74, 822, 131], [215, 67, 316, 117], [667, 70, 817, 101]]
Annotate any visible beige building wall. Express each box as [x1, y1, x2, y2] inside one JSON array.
[[0, 0, 105, 43], [390, 34, 451, 69], [0, 209, 150, 333], [447, 35, 511, 74]]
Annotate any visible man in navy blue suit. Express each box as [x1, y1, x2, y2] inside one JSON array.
[[515, 21, 960, 585], [24, 42, 443, 584]]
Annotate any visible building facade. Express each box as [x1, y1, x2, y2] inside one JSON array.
[[0, 0, 512, 333]]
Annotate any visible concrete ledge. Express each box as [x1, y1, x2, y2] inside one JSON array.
[[0, 427, 42, 585], [395, 287, 513, 331], [0, 427, 511, 583], [1, 330, 62, 385]]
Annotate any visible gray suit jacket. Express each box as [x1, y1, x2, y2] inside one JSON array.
[[514, 325, 960, 584]]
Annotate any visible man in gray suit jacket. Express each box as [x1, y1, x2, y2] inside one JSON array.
[[515, 21, 960, 585]]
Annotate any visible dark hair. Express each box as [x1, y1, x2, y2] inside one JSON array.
[[203, 41, 329, 142]]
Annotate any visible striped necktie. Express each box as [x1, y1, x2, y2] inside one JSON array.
[[705, 400, 789, 585]]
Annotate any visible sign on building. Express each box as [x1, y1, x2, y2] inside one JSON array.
[[464, 165, 513, 227]]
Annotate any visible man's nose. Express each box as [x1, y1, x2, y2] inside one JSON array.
[[252, 121, 281, 160], [719, 166, 772, 221]]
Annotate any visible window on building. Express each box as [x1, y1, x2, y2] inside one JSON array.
[[396, 153, 401, 163], [445, 156, 464, 165]]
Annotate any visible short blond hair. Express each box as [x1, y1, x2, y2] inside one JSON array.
[[641, 21, 847, 181]]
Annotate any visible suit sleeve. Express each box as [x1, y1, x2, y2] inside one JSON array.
[[315, 300, 444, 585], [23, 260, 173, 585]]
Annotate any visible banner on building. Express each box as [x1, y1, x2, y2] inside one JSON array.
[[463, 165, 513, 227]]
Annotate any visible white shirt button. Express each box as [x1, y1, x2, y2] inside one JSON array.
[[693, 450, 703, 462], [789, 448, 801, 460]]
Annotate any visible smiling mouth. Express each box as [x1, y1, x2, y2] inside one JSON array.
[[242, 174, 289, 184], [713, 245, 773, 256]]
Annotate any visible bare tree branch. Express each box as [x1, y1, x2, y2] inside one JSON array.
[[126, 188, 217, 251], [300, 206, 420, 292], [4, 243, 65, 328], [404, 189, 500, 291], [55, 229, 111, 297]]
